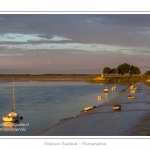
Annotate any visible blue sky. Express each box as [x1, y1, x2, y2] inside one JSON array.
[[0, 14, 150, 74]]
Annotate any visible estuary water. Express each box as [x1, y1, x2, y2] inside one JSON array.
[[0, 81, 128, 136]]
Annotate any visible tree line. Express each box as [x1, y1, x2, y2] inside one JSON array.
[[145, 70, 150, 75], [103, 63, 141, 75]]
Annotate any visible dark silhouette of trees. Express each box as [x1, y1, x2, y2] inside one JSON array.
[[102, 63, 141, 75], [111, 68, 118, 74], [103, 67, 111, 74], [117, 63, 130, 75], [145, 70, 150, 75], [130, 65, 141, 75]]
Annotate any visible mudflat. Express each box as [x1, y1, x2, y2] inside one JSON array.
[[35, 82, 150, 136]]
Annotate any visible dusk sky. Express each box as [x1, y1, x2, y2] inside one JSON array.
[[0, 14, 150, 74]]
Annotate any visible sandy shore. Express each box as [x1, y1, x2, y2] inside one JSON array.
[[35, 83, 150, 136]]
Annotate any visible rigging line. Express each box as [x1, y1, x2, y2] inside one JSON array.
[[12, 78, 16, 111]]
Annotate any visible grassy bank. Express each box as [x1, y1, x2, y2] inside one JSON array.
[[89, 75, 150, 85], [0, 74, 98, 82], [0, 74, 150, 86]]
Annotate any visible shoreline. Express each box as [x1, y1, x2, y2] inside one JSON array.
[[34, 85, 129, 136], [35, 82, 150, 136], [0, 74, 149, 84]]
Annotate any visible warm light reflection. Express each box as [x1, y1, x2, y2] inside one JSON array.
[[2, 122, 15, 128], [103, 93, 108, 101]]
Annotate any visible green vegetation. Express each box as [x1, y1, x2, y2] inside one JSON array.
[[130, 65, 141, 75], [90, 75, 150, 85], [0, 73, 150, 86], [0, 65, 150, 87], [103, 67, 111, 74], [145, 70, 150, 76], [103, 63, 141, 75], [117, 63, 131, 75], [0, 74, 98, 82], [100, 62, 150, 85], [111, 68, 118, 74]]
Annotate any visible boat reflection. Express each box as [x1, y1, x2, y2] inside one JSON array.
[[103, 92, 108, 101], [2, 121, 19, 128], [3, 122, 14, 128], [2, 122, 20, 136]]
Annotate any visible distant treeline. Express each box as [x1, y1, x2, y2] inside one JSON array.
[[89, 75, 150, 85], [0, 74, 99, 76], [0, 74, 98, 82], [103, 63, 141, 75]]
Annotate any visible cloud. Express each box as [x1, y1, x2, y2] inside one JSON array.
[[0, 33, 72, 43], [50, 36, 72, 41], [0, 14, 150, 74]]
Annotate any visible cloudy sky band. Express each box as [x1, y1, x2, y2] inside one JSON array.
[[0, 14, 150, 74]]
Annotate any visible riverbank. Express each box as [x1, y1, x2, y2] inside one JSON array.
[[0, 75, 150, 86], [89, 75, 150, 85], [35, 82, 150, 136], [0, 74, 97, 82]]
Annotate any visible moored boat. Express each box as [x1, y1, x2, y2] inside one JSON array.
[[128, 95, 134, 100], [130, 90, 135, 94], [84, 106, 96, 111], [3, 111, 20, 122], [130, 85, 134, 90], [113, 104, 121, 110], [111, 86, 116, 90], [103, 87, 109, 93], [2, 79, 22, 122]]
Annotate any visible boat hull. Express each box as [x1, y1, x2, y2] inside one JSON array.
[[128, 95, 134, 100], [113, 104, 121, 110], [103, 87, 109, 93], [3, 111, 19, 122], [103, 91, 108, 93], [103, 90, 108, 93], [84, 106, 96, 111], [3, 116, 19, 122]]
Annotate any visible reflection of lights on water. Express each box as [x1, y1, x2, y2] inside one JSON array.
[[2, 122, 15, 128], [103, 93, 108, 100], [2, 122, 18, 136]]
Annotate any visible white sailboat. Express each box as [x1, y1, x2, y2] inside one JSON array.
[[3, 79, 21, 122]]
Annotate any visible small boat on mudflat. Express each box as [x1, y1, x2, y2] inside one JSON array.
[[128, 95, 134, 100], [130, 85, 134, 90], [130, 90, 135, 94], [113, 104, 121, 110], [84, 106, 96, 111]]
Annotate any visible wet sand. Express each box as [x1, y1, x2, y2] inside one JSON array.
[[35, 83, 150, 136]]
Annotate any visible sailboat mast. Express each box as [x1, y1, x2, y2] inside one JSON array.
[[12, 78, 16, 111]]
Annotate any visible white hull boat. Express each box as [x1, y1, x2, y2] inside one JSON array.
[[103, 87, 109, 93]]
